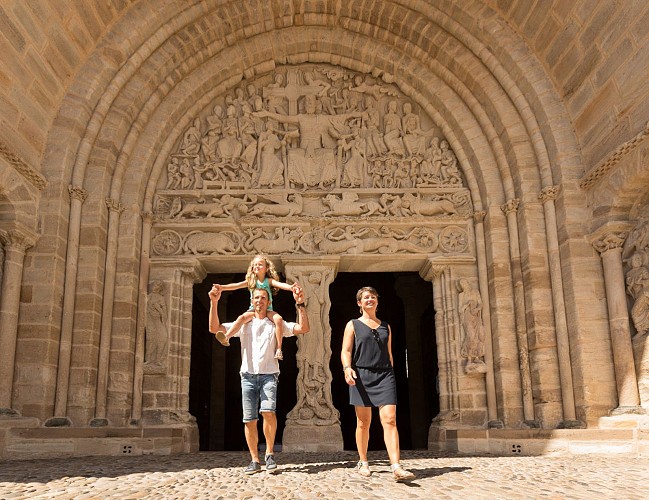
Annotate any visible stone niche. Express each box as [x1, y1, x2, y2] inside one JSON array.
[[151, 63, 473, 263]]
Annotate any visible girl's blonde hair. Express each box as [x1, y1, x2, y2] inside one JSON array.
[[246, 254, 280, 295]]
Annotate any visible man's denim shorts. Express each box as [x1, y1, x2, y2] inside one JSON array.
[[240, 373, 278, 422]]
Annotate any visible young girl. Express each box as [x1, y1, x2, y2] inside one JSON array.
[[212, 255, 298, 360]]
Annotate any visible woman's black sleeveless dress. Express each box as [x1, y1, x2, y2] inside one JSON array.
[[349, 319, 397, 407]]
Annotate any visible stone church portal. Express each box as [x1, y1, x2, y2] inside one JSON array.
[[2, 1, 649, 459]]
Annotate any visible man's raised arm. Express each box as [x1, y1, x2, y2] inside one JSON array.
[[292, 286, 310, 335]]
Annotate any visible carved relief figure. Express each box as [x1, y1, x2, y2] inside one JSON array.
[[382, 100, 405, 157], [626, 252, 649, 337], [457, 278, 487, 373], [401, 102, 428, 157], [255, 94, 364, 188], [180, 118, 201, 155], [287, 269, 338, 425], [247, 193, 303, 217], [144, 281, 169, 370]]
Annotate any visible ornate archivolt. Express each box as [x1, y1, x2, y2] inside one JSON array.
[[150, 64, 474, 260]]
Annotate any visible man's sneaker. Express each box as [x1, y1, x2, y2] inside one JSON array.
[[356, 461, 371, 477], [244, 461, 261, 475], [265, 454, 278, 473], [392, 465, 415, 482]]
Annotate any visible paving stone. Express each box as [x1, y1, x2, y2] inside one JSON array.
[[1, 450, 648, 499]]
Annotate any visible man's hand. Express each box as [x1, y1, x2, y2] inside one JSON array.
[[292, 285, 305, 305], [208, 284, 221, 302]]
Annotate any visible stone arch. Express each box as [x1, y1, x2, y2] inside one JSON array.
[[16, 0, 605, 435]]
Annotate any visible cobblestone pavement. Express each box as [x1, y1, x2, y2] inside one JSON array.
[[1, 450, 648, 499]]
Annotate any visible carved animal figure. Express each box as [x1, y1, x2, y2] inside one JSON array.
[[247, 193, 303, 217], [173, 196, 235, 219], [402, 193, 457, 216], [183, 231, 239, 254], [244, 227, 301, 254], [322, 192, 385, 217]]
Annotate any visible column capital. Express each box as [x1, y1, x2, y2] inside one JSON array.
[[105, 197, 125, 214], [539, 185, 560, 202], [419, 259, 448, 282], [590, 222, 633, 255], [140, 211, 155, 224], [473, 210, 486, 223], [68, 184, 88, 202], [0, 227, 38, 251], [501, 198, 520, 215]]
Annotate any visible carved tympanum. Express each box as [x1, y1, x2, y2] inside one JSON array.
[[152, 64, 475, 258]]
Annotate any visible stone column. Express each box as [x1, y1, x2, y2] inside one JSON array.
[[472, 210, 500, 426], [501, 199, 536, 425], [420, 260, 458, 421], [91, 197, 125, 426], [131, 211, 154, 425], [539, 186, 579, 426], [591, 226, 643, 412], [0, 228, 37, 413], [50, 185, 87, 425], [282, 258, 343, 452]]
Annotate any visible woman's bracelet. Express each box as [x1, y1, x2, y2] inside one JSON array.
[[296, 302, 306, 308], [343, 365, 352, 371]]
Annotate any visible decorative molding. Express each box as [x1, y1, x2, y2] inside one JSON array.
[[0, 140, 48, 191], [579, 121, 649, 191], [473, 210, 486, 223]]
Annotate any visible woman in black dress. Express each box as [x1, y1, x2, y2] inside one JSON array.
[[341, 286, 415, 482]]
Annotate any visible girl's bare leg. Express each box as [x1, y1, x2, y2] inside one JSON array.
[[267, 310, 283, 360]]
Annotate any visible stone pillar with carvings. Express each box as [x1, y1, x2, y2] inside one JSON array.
[[591, 226, 643, 412], [0, 228, 37, 413], [141, 258, 205, 453], [281, 258, 343, 452], [420, 261, 458, 422]]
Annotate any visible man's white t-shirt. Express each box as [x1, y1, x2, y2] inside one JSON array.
[[224, 317, 296, 375]]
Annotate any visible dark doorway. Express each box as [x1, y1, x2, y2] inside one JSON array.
[[328, 273, 438, 450], [190, 271, 438, 451]]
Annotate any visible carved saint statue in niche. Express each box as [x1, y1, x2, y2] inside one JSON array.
[[144, 280, 169, 372], [457, 278, 487, 374]]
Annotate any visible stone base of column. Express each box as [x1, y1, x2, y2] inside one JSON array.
[[556, 420, 585, 429], [609, 406, 646, 416], [282, 422, 343, 452], [44, 416, 72, 427]]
